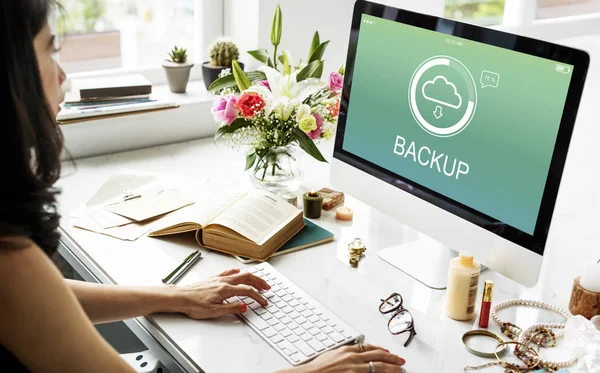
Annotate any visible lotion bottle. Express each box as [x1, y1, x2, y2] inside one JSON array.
[[446, 252, 480, 321]]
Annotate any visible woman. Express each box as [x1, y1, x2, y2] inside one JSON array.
[[0, 1, 406, 372]]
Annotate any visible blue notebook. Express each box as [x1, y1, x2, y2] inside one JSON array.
[[234, 219, 334, 264]]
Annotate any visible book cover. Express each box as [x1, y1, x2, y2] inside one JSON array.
[[234, 219, 334, 264]]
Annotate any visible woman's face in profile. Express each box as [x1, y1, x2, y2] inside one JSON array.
[[33, 22, 66, 117]]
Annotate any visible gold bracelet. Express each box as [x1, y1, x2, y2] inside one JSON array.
[[462, 330, 507, 358]]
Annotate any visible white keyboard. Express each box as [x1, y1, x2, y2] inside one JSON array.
[[230, 262, 363, 366]]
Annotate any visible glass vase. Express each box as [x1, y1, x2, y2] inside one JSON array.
[[250, 144, 304, 193]]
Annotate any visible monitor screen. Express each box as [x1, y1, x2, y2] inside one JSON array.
[[335, 3, 589, 255]]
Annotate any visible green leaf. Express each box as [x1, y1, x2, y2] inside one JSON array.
[[278, 55, 285, 65], [248, 49, 270, 64], [293, 128, 327, 163], [309, 40, 330, 63], [208, 71, 267, 93], [282, 51, 291, 75], [271, 5, 282, 47], [245, 150, 257, 171], [232, 60, 252, 91], [215, 118, 253, 141], [296, 60, 323, 82], [309, 31, 320, 61]]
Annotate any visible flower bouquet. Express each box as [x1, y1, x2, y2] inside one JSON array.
[[208, 5, 344, 192]]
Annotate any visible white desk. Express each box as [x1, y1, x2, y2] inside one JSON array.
[[56, 36, 600, 373]]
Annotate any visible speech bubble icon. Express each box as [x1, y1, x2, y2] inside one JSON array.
[[480, 70, 500, 88]]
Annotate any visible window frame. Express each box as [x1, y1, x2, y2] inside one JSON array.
[[57, 0, 224, 89]]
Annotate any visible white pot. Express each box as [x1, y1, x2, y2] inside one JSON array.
[[161, 61, 194, 93]]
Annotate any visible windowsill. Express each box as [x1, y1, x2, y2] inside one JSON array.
[[60, 80, 217, 160]]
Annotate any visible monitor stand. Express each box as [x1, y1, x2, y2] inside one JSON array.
[[377, 236, 487, 290]]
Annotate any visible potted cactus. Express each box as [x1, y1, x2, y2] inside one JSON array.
[[202, 39, 244, 90], [162, 45, 194, 93]]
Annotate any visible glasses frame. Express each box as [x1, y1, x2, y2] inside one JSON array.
[[379, 292, 417, 347]]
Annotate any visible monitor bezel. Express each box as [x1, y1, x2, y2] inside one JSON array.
[[333, 0, 590, 256]]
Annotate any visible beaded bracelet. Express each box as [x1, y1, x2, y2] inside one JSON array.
[[491, 299, 571, 339]]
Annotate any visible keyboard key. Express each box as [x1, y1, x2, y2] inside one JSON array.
[[315, 333, 328, 342], [288, 299, 300, 307], [274, 278, 283, 285], [247, 267, 258, 274], [296, 317, 308, 325], [309, 328, 321, 336], [334, 326, 345, 333], [279, 305, 293, 314], [264, 303, 276, 309], [300, 310, 313, 318], [280, 328, 293, 337], [275, 289, 286, 297], [314, 320, 327, 328], [274, 312, 286, 320], [280, 316, 293, 325], [307, 304, 316, 310], [302, 322, 314, 330], [244, 299, 256, 305], [329, 331, 345, 343], [322, 326, 334, 334], [307, 339, 326, 352], [342, 330, 354, 338], [300, 299, 309, 305], [270, 285, 281, 293], [294, 340, 316, 357], [261, 313, 273, 321], [320, 314, 330, 321], [289, 353, 301, 362], [322, 337, 336, 347], [281, 283, 290, 290], [287, 334, 300, 343], [244, 311, 269, 331], [296, 305, 307, 312], [278, 340, 298, 356], [294, 328, 306, 336], [300, 333, 313, 342], [263, 327, 277, 338], [255, 308, 267, 316], [270, 334, 284, 344], [307, 315, 320, 323], [274, 323, 286, 332], [313, 309, 324, 316], [288, 322, 300, 330], [272, 297, 284, 305], [250, 302, 263, 310], [326, 319, 337, 327], [282, 294, 294, 302], [289, 311, 301, 319], [263, 291, 276, 299], [268, 318, 280, 326]]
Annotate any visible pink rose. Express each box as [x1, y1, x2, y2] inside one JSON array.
[[211, 94, 239, 125], [258, 80, 271, 90], [328, 72, 344, 91], [308, 113, 323, 140]]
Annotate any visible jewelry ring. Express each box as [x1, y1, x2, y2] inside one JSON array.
[[358, 343, 365, 353], [369, 361, 376, 373]]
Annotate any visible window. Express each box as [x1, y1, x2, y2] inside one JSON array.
[[537, 0, 600, 19], [445, 0, 506, 26], [57, 0, 199, 74]]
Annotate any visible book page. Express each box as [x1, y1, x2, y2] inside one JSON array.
[[210, 190, 300, 244], [149, 192, 243, 233]]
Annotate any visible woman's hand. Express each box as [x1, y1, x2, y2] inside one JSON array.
[[175, 268, 271, 319], [281, 344, 405, 373]]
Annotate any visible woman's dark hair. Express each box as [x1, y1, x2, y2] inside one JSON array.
[[0, 0, 64, 254]]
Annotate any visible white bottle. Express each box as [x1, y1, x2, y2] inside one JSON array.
[[446, 252, 480, 321]]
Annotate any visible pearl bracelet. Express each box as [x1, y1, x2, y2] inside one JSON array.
[[491, 299, 575, 369]]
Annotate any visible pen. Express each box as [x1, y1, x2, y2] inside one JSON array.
[[162, 250, 202, 285]]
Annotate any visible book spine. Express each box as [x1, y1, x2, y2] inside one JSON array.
[[79, 85, 152, 100]]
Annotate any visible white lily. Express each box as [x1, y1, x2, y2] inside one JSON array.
[[248, 66, 324, 121]]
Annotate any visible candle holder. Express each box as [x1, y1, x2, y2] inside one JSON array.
[[303, 191, 323, 219], [569, 276, 600, 319]]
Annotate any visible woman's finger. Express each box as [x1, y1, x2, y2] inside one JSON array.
[[218, 268, 240, 277], [359, 350, 405, 366], [342, 344, 387, 354], [213, 301, 247, 318], [225, 272, 271, 290], [227, 284, 268, 306], [359, 362, 404, 373]]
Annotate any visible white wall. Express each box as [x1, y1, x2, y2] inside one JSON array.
[[225, 0, 444, 75]]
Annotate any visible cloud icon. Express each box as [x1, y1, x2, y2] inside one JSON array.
[[421, 75, 463, 110]]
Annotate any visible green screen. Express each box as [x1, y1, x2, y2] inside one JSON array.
[[342, 15, 574, 235]]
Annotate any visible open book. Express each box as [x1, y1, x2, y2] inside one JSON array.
[[148, 190, 305, 261]]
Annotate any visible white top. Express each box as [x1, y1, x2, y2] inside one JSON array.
[[55, 36, 599, 373]]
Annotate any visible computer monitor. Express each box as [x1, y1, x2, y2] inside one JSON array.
[[331, 0, 589, 288]]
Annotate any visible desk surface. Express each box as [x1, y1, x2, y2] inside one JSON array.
[[56, 37, 599, 373]]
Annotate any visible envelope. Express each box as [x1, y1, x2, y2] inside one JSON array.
[[104, 189, 194, 222]]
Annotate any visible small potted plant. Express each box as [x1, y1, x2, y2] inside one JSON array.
[[162, 45, 194, 93], [202, 39, 244, 90]]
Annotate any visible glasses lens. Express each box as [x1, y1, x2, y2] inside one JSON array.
[[389, 310, 413, 334], [380, 294, 403, 313]]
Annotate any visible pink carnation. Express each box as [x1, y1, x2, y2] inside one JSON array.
[[308, 113, 323, 140], [211, 94, 239, 125], [328, 72, 344, 91]]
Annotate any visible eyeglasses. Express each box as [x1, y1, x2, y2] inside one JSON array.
[[379, 293, 417, 347]]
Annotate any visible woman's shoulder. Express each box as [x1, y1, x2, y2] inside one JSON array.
[[0, 236, 34, 250]]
